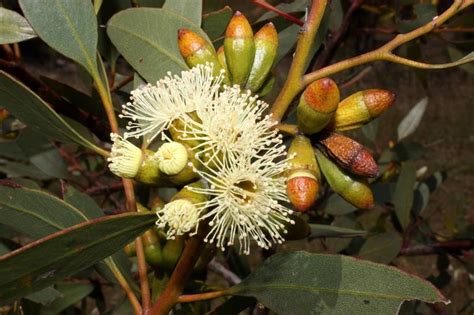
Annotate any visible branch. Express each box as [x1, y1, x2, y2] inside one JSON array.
[[270, 0, 328, 122], [400, 239, 474, 256], [177, 290, 228, 303], [208, 258, 242, 286], [251, 0, 304, 26], [313, 0, 363, 70]]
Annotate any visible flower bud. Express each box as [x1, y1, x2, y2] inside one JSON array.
[[224, 11, 255, 85], [257, 75, 275, 97], [283, 214, 311, 240], [178, 29, 226, 81], [297, 78, 340, 135], [331, 89, 395, 131], [135, 149, 165, 185], [216, 45, 228, 75], [155, 141, 189, 175], [319, 132, 378, 178], [162, 237, 184, 270], [316, 150, 374, 209], [286, 136, 320, 212], [245, 22, 278, 92], [136, 203, 165, 268]]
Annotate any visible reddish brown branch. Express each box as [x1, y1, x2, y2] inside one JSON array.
[[400, 239, 474, 256], [86, 181, 124, 195], [252, 0, 304, 26], [313, 0, 364, 70]]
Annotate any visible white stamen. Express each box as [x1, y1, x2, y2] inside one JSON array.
[[156, 199, 200, 238], [107, 133, 143, 179]]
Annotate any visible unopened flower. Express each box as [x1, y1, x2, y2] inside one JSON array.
[[108, 133, 143, 178], [120, 64, 224, 143], [155, 141, 189, 175], [156, 199, 200, 239], [189, 144, 294, 255]]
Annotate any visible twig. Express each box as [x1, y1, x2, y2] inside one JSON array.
[[276, 123, 299, 136], [208, 258, 242, 285], [111, 74, 134, 92], [177, 290, 227, 303], [339, 66, 373, 89], [12, 43, 21, 62], [313, 0, 364, 70], [400, 239, 474, 256], [251, 0, 304, 26], [86, 181, 124, 195], [359, 26, 474, 34], [1, 45, 14, 61], [270, 0, 329, 122]]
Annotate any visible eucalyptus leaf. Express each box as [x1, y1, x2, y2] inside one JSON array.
[[19, 0, 100, 79], [0, 212, 155, 303], [393, 161, 417, 229], [30, 149, 69, 179], [310, 224, 367, 238], [107, 8, 209, 83], [358, 232, 403, 264], [0, 8, 36, 44], [397, 97, 428, 142], [39, 283, 93, 315], [230, 251, 448, 315], [202, 6, 232, 41], [323, 193, 357, 216], [24, 286, 62, 305], [0, 71, 106, 155], [163, 0, 202, 25]]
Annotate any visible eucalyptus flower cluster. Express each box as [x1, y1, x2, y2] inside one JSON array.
[[108, 64, 294, 254]]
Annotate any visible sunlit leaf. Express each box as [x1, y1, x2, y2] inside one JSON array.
[[0, 8, 36, 44]]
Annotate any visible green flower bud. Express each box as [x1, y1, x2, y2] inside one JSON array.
[[224, 11, 255, 85], [245, 22, 278, 92], [316, 150, 374, 209], [330, 89, 395, 131], [257, 75, 275, 97], [297, 78, 340, 135], [162, 237, 184, 270]]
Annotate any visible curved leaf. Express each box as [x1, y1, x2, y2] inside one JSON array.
[[0, 212, 155, 303], [0, 71, 107, 156], [0, 8, 36, 44], [230, 251, 448, 315], [19, 0, 99, 78], [358, 232, 403, 264], [107, 8, 209, 83], [163, 0, 202, 25], [397, 97, 428, 141]]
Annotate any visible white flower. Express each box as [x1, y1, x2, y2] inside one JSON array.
[[108, 133, 143, 178], [155, 141, 188, 175], [175, 85, 280, 165], [188, 143, 294, 255], [156, 199, 200, 239], [120, 64, 224, 143]]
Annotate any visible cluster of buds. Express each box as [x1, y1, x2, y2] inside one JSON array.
[[178, 11, 277, 95], [287, 78, 395, 211]]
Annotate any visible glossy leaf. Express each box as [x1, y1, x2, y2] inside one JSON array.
[[230, 251, 448, 314], [393, 161, 417, 229], [358, 232, 403, 264], [397, 97, 428, 141], [0, 8, 36, 44], [19, 0, 99, 78], [310, 224, 366, 238], [0, 212, 155, 303], [0, 71, 106, 155], [107, 8, 209, 83], [163, 0, 202, 25]]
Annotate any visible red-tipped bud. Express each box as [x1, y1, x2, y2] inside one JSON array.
[[319, 132, 378, 178], [287, 174, 319, 212]]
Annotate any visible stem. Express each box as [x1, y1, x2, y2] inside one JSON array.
[[275, 123, 299, 136], [177, 290, 228, 303], [148, 234, 205, 315], [251, 0, 304, 26], [106, 259, 142, 314], [93, 65, 151, 312], [270, 0, 473, 122], [269, 0, 328, 122]]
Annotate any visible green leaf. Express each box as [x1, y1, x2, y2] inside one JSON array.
[[310, 224, 367, 238], [202, 6, 232, 41], [0, 160, 51, 180], [397, 97, 428, 142], [397, 4, 437, 33], [19, 0, 99, 78], [163, 0, 202, 25], [393, 161, 417, 229], [323, 193, 357, 216], [326, 216, 358, 253], [0, 71, 106, 156], [24, 286, 62, 305], [276, 24, 300, 62], [447, 48, 474, 74], [107, 8, 209, 83], [229, 251, 448, 315], [39, 283, 93, 315], [358, 232, 403, 264], [0, 212, 155, 303], [257, 0, 308, 22], [0, 8, 36, 44], [30, 149, 69, 179]]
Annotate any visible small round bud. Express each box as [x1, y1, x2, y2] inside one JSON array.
[[108, 133, 143, 179], [155, 141, 189, 175]]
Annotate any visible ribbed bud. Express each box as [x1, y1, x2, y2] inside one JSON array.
[[331, 89, 395, 131], [178, 29, 225, 80], [319, 132, 379, 178], [286, 136, 320, 212], [135, 149, 165, 185], [155, 141, 189, 175], [224, 11, 255, 85], [297, 78, 340, 135], [245, 22, 278, 92], [316, 150, 374, 209]]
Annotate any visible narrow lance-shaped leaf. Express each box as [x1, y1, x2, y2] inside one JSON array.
[[229, 251, 448, 315], [397, 97, 428, 141], [19, 0, 100, 79], [0, 71, 107, 156], [0, 8, 36, 44], [392, 161, 417, 229], [0, 212, 156, 304]]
